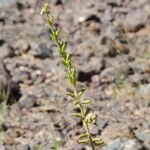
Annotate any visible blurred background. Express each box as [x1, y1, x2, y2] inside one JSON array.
[[0, 0, 150, 149]]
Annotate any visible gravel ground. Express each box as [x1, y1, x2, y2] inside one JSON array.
[[0, 0, 150, 150]]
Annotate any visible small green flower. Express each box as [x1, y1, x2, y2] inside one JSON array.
[[40, 2, 49, 15]]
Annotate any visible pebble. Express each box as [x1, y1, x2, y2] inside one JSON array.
[[19, 94, 36, 108]]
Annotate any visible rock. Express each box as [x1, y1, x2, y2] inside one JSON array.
[[97, 118, 108, 129], [0, 44, 13, 59], [12, 14, 26, 24], [124, 9, 148, 32], [0, 0, 16, 8], [78, 57, 104, 82], [13, 40, 30, 55], [101, 123, 130, 143], [107, 0, 123, 7], [135, 130, 150, 148], [29, 43, 52, 58], [16, 145, 30, 150], [19, 94, 36, 108], [102, 138, 142, 150], [137, 84, 150, 102], [100, 67, 117, 83], [16, 2, 30, 11], [12, 69, 30, 83]]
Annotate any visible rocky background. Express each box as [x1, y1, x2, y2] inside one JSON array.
[[0, 0, 150, 149]]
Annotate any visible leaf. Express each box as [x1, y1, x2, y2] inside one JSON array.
[[78, 88, 86, 97], [72, 69, 77, 79], [68, 71, 76, 86], [72, 113, 84, 120], [92, 138, 105, 146], [85, 108, 91, 116], [79, 133, 88, 139], [78, 139, 89, 144], [66, 54, 71, 69], [47, 16, 53, 26], [67, 91, 75, 98], [61, 59, 68, 68], [82, 99, 92, 105], [51, 29, 59, 41], [85, 115, 97, 124], [58, 41, 67, 58]]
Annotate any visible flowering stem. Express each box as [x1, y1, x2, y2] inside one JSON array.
[[41, 2, 104, 150]]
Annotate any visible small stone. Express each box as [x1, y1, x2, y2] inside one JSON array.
[[12, 69, 30, 83], [1, 121, 10, 131], [13, 40, 30, 54], [16, 144, 30, 150], [13, 14, 26, 24], [97, 118, 108, 129], [0, 0, 16, 8], [100, 67, 117, 83], [124, 9, 148, 32], [102, 138, 142, 150], [19, 95, 36, 108], [135, 130, 150, 147], [29, 43, 52, 58], [0, 44, 13, 59]]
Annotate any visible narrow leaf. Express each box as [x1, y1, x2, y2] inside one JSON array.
[[78, 139, 89, 144], [61, 59, 68, 68], [67, 91, 75, 98], [79, 133, 88, 139], [47, 17, 53, 26], [85, 108, 91, 116], [78, 88, 86, 97], [72, 113, 84, 120], [82, 99, 92, 105], [92, 138, 105, 146]]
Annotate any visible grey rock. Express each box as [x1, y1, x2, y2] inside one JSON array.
[[97, 118, 108, 129], [19, 94, 36, 108], [124, 9, 148, 32], [0, 0, 16, 8], [78, 57, 104, 82], [12, 14, 26, 24], [16, 145, 30, 150], [0, 44, 13, 59], [102, 138, 123, 150], [29, 43, 52, 58], [12, 69, 30, 83], [135, 130, 150, 145], [13, 40, 30, 55], [102, 138, 141, 150], [100, 67, 117, 83]]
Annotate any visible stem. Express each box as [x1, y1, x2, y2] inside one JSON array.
[[74, 88, 95, 150], [42, 9, 96, 150]]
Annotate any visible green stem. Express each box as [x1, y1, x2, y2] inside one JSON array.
[[74, 89, 95, 150], [44, 10, 95, 150]]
